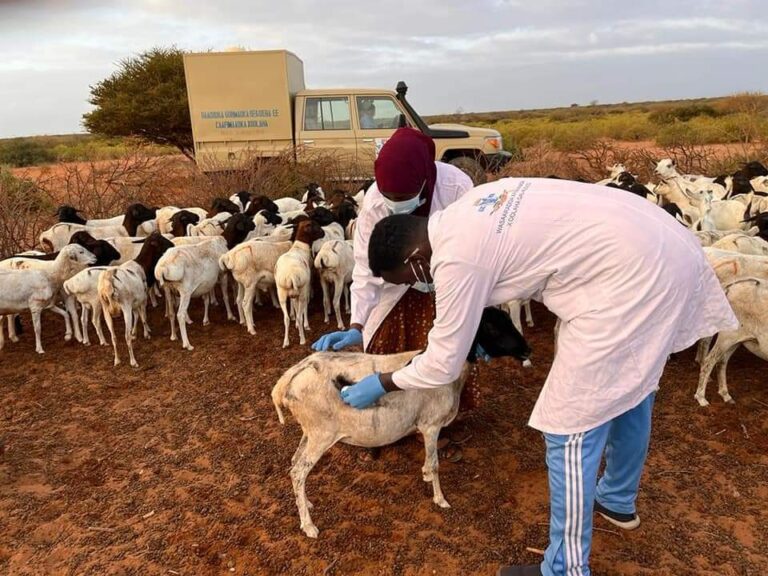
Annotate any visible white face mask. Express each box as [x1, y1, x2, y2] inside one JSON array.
[[381, 180, 426, 215], [409, 261, 434, 294]]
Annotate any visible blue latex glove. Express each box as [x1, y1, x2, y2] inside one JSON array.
[[476, 343, 491, 363], [312, 328, 363, 351], [340, 373, 386, 409]]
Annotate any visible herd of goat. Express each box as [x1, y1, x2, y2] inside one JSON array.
[[1, 160, 768, 536]]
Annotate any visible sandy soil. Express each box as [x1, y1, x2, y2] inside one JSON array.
[[0, 300, 766, 576]]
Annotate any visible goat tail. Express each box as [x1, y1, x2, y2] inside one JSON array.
[[97, 268, 121, 317], [218, 252, 232, 272], [271, 378, 288, 425], [271, 361, 308, 425]]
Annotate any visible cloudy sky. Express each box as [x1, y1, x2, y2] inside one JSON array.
[[1, 0, 767, 138]]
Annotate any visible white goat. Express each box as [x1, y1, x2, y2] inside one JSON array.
[[312, 222, 345, 255], [696, 277, 768, 406], [0, 270, 63, 354], [188, 212, 232, 237], [274, 197, 303, 213], [0, 244, 97, 343], [313, 240, 354, 329], [711, 234, 768, 256], [40, 223, 128, 252], [219, 239, 291, 334], [275, 220, 324, 347], [97, 233, 173, 367], [156, 206, 208, 235], [155, 237, 234, 350], [271, 307, 532, 538]]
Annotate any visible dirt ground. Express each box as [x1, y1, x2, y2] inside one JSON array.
[[0, 299, 766, 576]]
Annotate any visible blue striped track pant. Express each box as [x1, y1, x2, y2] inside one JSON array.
[[541, 392, 655, 576]]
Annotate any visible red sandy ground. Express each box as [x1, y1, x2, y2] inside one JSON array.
[[0, 299, 766, 576]]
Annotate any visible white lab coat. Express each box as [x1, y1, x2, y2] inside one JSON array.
[[392, 178, 738, 434], [350, 162, 474, 347]]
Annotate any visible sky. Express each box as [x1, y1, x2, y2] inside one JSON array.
[[1, 0, 767, 138]]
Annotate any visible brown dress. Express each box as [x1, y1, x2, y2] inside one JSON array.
[[365, 288, 481, 413]]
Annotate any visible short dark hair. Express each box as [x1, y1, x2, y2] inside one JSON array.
[[368, 214, 422, 277]]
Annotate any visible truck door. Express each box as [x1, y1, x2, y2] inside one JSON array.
[[354, 95, 411, 173], [297, 96, 358, 165]]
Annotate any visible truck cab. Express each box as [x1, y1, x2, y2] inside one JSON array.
[[184, 50, 510, 183]]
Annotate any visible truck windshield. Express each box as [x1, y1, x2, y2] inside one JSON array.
[[304, 97, 351, 130]]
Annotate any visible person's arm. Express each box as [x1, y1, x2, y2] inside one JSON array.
[[349, 197, 384, 330], [391, 260, 497, 390]]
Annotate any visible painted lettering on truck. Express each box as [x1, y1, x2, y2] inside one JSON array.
[[200, 108, 280, 129]]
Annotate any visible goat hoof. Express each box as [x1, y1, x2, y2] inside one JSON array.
[[434, 498, 451, 509], [131, 362, 139, 369], [723, 396, 735, 404], [695, 396, 709, 407], [203, 320, 210, 326], [64, 334, 72, 342], [36, 349, 45, 355], [10, 337, 19, 343], [248, 329, 257, 336], [170, 335, 177, 341], [302, 524, 319, 539]]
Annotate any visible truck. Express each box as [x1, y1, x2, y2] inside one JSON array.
[[182, 49, 511, 183]]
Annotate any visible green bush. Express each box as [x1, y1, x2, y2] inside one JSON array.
[[648, 103, 720, 125], [0, 139, 56, 167]]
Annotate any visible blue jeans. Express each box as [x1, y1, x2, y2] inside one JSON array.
[[541, 392, 656, 576]]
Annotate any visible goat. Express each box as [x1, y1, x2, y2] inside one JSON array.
[[188, 212, 231, 237], [211, 198, 241, 216], [156, 206, 208, 235], [40, 222, 128, 253], [498, 299, 535, 334], [274, 197, 304, 214], [711, 233, 768, 256], [219, 239, 291, 334], [55, 204, 156, 236], [696, 277, 768, 406], [155, 214, 254, 349], [0, 270, 60, 354], [229, 190, 251, 212], [313, 240, 354, 329], [244, 195, 280, 216], [275, 220, 325, 347], [271, 307, 532, 538], [98, 233, 174, 367], [0, 244, 96, 348], [169, 210, 200, 237]]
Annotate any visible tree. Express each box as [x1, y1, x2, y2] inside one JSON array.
[[83, 47, 194, 159]]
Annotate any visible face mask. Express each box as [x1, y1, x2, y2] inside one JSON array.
[[409, 261, 434, 294], [381, 180, 426, 215]]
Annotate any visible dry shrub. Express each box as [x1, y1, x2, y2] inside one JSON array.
[[0, 170, 54, 257], [181, 147, 364, 207], [494, 142, 584, 181], [0, 148, 365, 255]]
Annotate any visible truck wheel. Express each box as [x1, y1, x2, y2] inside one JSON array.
[[449, 157, 487, 185]]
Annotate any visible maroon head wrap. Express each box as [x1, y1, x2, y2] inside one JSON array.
[[374, 128, 437, 216]]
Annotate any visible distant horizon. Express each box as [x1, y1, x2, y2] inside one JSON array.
[[0, 91, 754, 141], [2, 1, 767, 139]]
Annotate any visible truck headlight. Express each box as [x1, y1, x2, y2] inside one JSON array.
[[485, 135, 503, 150]]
